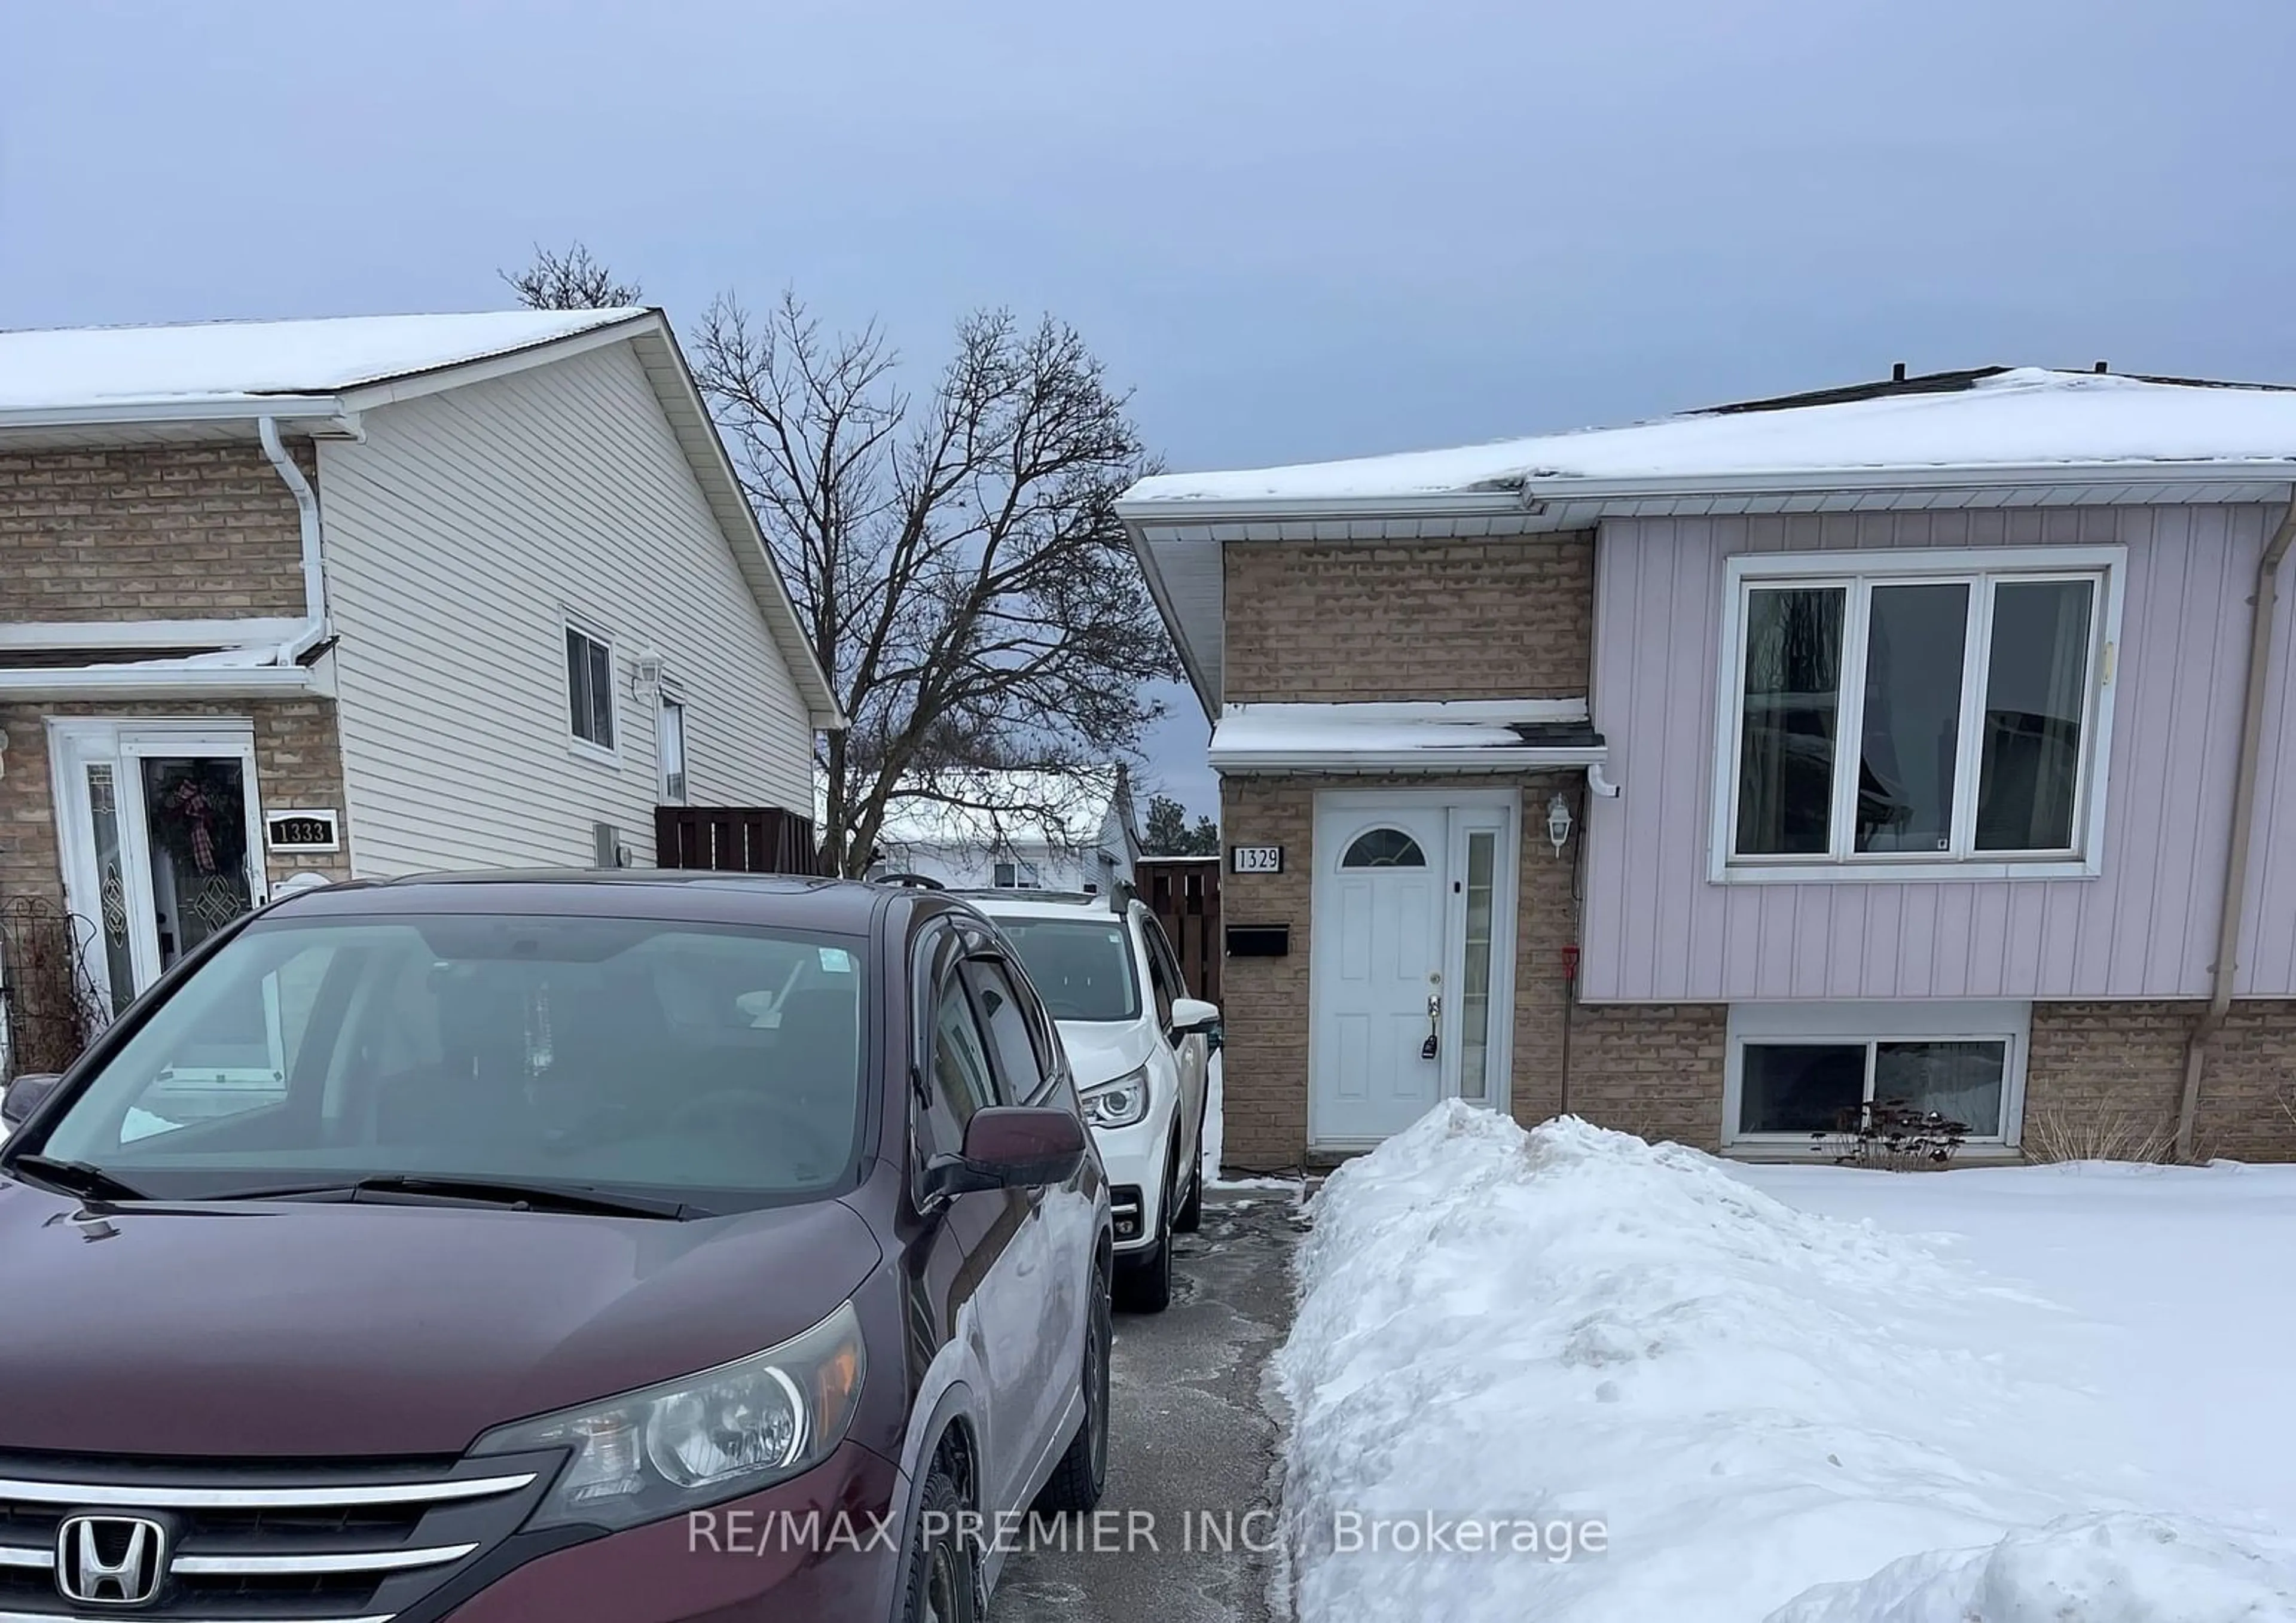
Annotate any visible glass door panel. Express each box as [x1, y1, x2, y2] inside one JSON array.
[[81, 763, 139, 1015], [136, 755, 256, 971], [1455, 830, 1498, 1102]]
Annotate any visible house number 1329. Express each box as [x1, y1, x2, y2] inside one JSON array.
[[1231, 846, 1283, 874]]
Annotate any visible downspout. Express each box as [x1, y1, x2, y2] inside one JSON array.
[[2176, 490, 2296, 1161], [258, 416, 328, 626]]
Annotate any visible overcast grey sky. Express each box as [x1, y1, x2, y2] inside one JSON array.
[[7, 0, 2294, 817]]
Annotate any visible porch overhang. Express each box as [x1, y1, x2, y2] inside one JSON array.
[[0, 618, 326, 701], [1210, 698, 1607, 776]]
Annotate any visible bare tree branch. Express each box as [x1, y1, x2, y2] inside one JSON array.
[[694, 294, 1180, 875], [504, 242, 642, 310]]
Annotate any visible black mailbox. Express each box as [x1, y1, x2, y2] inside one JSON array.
[[1225, 924, 1290, 958]]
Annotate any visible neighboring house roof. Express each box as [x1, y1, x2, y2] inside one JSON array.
[[0, 310, 643, 418], [1119, 365, 2296, 714], [872, 766, 1136, 853], [0, 310, 844, 730]]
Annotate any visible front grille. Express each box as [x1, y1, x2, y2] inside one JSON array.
[[0, 1451, 557, 1621]]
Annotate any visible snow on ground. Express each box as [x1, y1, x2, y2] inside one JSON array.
[[1277, 1104, 2296, 1622]]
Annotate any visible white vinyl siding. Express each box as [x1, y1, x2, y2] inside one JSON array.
[[316, 340, 814, 875]]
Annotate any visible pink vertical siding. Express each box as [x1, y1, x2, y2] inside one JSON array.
[[1580, 504, 2294, 1002]]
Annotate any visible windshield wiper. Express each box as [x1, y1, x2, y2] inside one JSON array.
[[212, 1174, 704, 1221], [7, 1155, 152, 1204]]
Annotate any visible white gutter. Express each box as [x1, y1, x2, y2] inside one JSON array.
[[1519, 460, 2296, 504], [258, 415, 329, 625], [0, 667, 314, 701], [0, 395, 343, 431], [1211, 745, 1609, 774], [2176, 489, 2296, 1160]]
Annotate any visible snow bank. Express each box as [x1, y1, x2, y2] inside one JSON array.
[[1772, 1515, 2296, 1623], [1277, 1104, 2296, 1621]]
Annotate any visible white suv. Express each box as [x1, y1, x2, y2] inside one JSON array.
[[971, 890, 1216, 1311]]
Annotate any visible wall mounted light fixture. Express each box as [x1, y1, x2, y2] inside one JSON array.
[[1546, 791, 1573, 857]]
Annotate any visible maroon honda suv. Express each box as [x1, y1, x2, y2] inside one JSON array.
[[0, 872, 1113, 1622]]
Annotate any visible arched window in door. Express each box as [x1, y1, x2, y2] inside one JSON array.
[[1340, 827, 1428, 869]]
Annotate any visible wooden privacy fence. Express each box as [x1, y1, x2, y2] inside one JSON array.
[[1135, 856, 1222, 1005], [655, 806, 822, 875]]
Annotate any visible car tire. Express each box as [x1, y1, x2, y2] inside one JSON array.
[[1034, 1261, 1112, 1513], [900, 1462, 978, 1623], [1172, 1117, 1206, 1234], [1115, 1161, 1176, 1314]]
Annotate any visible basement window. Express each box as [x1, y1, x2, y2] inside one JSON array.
[[1723, 1001, 2029, 1148]]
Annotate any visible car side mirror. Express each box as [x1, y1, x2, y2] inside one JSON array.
[[927, 1106, 1088, 1199], [1170, 997, 1221, 1039], [1, 1074, 62, 1130]]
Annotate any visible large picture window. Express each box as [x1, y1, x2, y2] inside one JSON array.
[[1723, 550, 2114, 874]]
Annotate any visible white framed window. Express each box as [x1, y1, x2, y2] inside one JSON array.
[[1712, 546, 2123, 882], [1723, 1000, 2030, 1148], [564, 621, 617, 756], [993, 859, 1042, 890], [657, 694, 688, 803]]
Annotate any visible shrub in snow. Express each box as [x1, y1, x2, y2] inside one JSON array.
[[1275, 1103, 2296, 1622], [1820, 1102, 1970, 1170]]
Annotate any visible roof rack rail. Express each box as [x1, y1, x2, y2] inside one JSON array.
[[873, 872, 947, 890]]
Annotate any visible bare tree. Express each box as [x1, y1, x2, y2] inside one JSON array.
[[693, 291, 1180, 876], [503, 242, 642, 310]]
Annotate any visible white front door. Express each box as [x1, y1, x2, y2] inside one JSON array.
[[1309, 790, 1519, 1149], [49, 721, 268, 1020]]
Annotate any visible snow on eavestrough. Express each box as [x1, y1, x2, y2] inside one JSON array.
[[1275, 1103, 2296, 1622]]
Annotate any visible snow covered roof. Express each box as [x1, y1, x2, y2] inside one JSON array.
[[1210, 700, 1603, 774], [1124, 368, 2296, 507], [873, 766, 1134, 852], [1122, 365, 2296, 716], [0, 309, 647, 420], [0, 308, 845, 730]]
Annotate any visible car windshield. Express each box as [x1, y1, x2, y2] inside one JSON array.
[[28, 913, 868, 1209], [996, 917, 1141, 1023]]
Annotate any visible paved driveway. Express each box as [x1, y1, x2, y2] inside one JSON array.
[[997, 1189, 1302, 1623]]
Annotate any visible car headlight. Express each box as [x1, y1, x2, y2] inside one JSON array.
[[471, 1301, 865, 1531], [1081, 1066, 1150, 1129]]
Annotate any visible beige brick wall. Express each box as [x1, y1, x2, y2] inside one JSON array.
[[2026, 1000, 2296, 1162], [0, 700, 355, 920], [1216, 770, 1587, 1170], [1562, 1002, 1730, 1150], [1222, 535, 1594, 702], [0, 442, 309, 622]]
